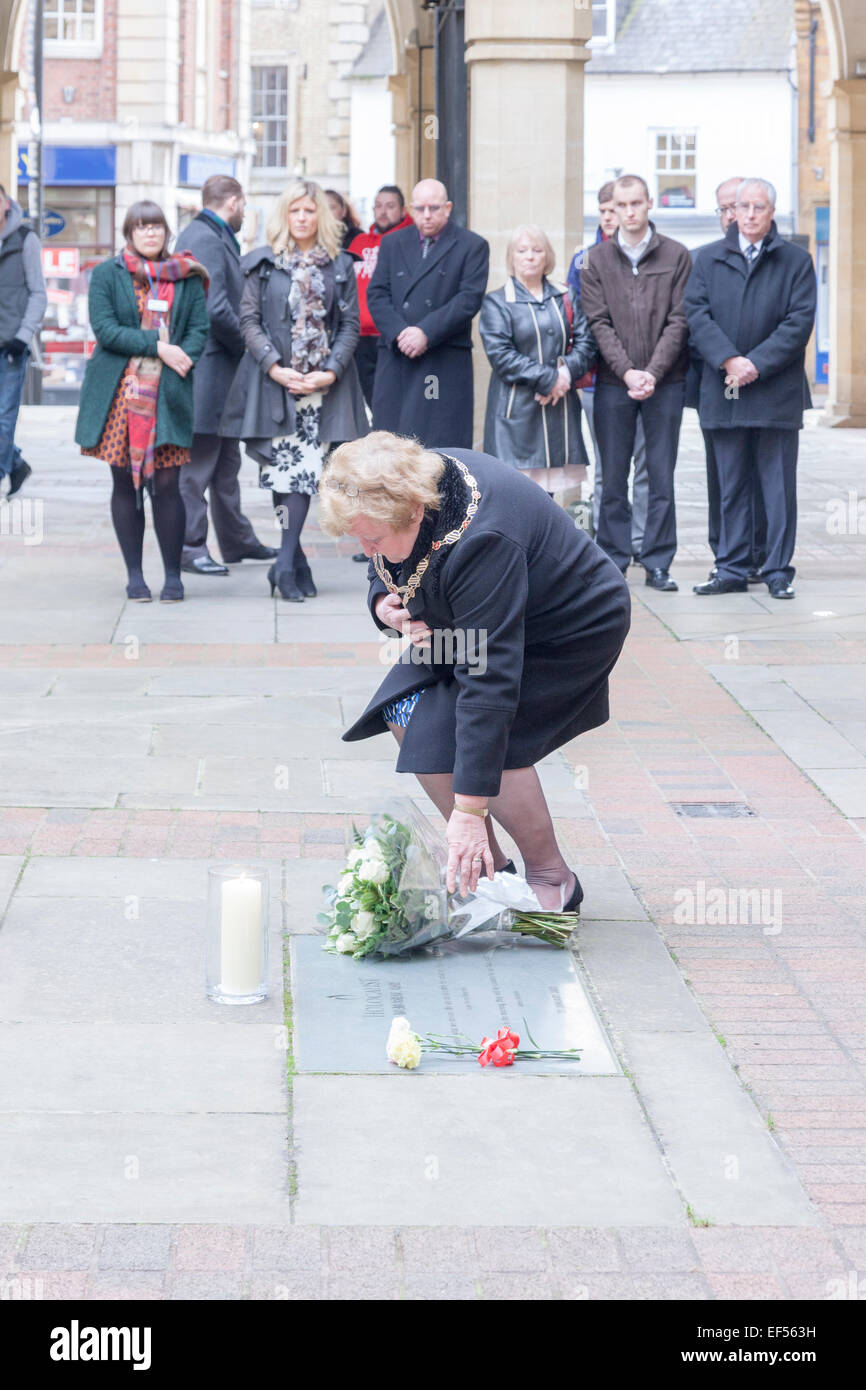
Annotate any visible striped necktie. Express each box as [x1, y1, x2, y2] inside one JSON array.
[[744, 243, 758, 273], [422, 237, 431, 259]]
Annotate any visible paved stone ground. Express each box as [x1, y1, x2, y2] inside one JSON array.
[[1, 406, 865, 1300]]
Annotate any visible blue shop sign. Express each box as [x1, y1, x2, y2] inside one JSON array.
[[18, 145, 116, 186], [178, 153, 237, 187], [42, 210, 66, 238]]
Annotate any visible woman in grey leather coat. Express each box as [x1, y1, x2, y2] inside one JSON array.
[[480, 225, 596, 496], [220, 179, 368, 600]]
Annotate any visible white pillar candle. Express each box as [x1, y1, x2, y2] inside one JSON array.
[[220, 873, 263, 994]]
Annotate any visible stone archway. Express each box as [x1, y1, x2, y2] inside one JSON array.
[[818, 0, 866, 425]]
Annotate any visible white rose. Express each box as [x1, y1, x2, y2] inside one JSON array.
[[335, 932, 357, 954], [358, 858, 389, 885], [346, 845, 364, 868], [351, 910, 377, 941], [363, 839, 385, 863], [390, 1034, 422, 1069], [337, 872, 355, 897]]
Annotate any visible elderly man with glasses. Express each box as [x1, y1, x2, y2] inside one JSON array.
[[366, 178, 489, 449], [685, 178, 816, 599]]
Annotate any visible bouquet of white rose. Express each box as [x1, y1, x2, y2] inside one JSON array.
[[318, 799, 577, 959]]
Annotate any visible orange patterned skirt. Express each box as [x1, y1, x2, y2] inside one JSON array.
[[81, 361, 189, 471]]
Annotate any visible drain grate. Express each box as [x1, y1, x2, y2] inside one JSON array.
[[671, 801, 756, 818]]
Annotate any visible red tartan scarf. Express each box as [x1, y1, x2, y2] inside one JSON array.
[[122, 248, 208, 494]]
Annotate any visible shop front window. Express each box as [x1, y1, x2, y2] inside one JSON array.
[[20, 185, 114, 402]]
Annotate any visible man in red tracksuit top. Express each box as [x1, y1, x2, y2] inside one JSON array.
[[351, 184, 413, 409]]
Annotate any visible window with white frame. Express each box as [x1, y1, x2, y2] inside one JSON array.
[[589, 0, 616, 48], [44, 0, 103, 56], [655, 131, 697, 208], [251, 66, 289, 169]]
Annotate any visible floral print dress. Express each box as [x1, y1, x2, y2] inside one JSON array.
[[260, 391, 323, 496]]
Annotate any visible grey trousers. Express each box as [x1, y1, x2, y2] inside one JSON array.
[[180, 433, 261, 563], [581, 388, 649, 549]]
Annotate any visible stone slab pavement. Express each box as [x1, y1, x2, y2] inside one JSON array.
[[0, 407, 865, 1298]]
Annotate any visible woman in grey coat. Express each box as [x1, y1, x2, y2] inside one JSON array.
[[220, 179, 369, 601], [480, 225, 596, 496]]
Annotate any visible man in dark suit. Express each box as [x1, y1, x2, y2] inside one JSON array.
[[686, 178, 816, 599], [366, 178, 489, 448], [686, 176, 766, 584], [175, 176, 275, 576]]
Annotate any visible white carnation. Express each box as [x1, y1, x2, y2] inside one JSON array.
[[390, 1034, 422, 1069]]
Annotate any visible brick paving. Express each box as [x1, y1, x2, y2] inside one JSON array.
[[2, 412, 866, 1300], [1, 1221, 859, 1300]]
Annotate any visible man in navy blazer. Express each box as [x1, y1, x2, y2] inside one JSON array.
[[366, 178, 489, 448]]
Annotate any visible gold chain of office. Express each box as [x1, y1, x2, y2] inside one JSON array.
[[372, 455, 482, 604]]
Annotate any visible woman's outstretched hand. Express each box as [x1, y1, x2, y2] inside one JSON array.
[[447, 809, 495, 897]]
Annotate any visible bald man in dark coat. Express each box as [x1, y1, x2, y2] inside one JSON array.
[[366, 179, 489, 448]]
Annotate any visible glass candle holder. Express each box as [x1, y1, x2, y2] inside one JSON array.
[[206, 865, 269, 1005]]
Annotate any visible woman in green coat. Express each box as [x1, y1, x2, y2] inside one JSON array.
[[75, 201, 209, 602]]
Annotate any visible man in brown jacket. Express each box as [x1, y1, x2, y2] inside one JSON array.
[[580, 175, 692, 590]]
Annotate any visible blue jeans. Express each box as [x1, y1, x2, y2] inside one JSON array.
[[0, 349, 29, 480]]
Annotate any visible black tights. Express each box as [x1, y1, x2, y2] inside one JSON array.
[[110, 466, 186, 582], [272, 491, 311, 574]]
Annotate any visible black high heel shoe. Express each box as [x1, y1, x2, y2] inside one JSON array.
[[267, 563, 304, 602], [294, 561, 317, 598], [561, 870, 584, 913]]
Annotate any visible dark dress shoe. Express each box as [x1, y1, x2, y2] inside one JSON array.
[[645, 568, 678, 591], [222, 543, 278, 562], [126, 578, 152, 602], [181, 556, 229, 576], [159, 576, 184, 603], [7, 460, 31, 496], [747, 569, 763, 585], [352, 552, 369, 563], [693, 576, 748, 595], [768, 579, 795, 599]]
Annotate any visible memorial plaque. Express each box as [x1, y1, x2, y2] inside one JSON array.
[[292, 935, 621, 1075]]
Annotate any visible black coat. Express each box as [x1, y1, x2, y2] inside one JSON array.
[[219, 246, 369, 462], [342, 448, 631, 796], [174, 210, 244, 435], [479, 277, 596, 469], [366, 219, 490, 447], [684, 221, 816, 430]]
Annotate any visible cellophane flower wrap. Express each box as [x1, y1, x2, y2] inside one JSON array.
[[319, 799, 577, 959]]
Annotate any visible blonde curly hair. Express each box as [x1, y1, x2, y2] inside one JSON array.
[[318, 432, 445, 535]]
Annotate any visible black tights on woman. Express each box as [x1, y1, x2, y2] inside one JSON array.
[[110, 466, 186, 584], [272, 490, 311, 575]]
